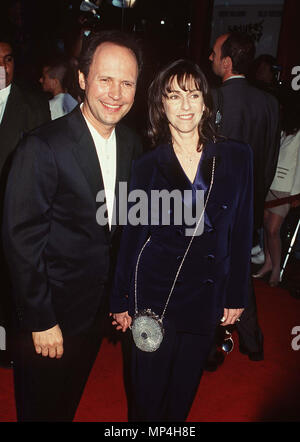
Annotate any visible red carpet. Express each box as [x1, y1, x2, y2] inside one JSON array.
[[0, 279, 299, 422]]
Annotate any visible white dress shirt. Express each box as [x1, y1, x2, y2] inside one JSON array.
[[0, 83, 11, 124], [82, 110, 117, 229], [49, 92, 78, 120]]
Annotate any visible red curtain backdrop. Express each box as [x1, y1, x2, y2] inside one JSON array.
[[277, 0, 300, 84]]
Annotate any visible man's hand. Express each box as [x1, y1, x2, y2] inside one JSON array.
[[32, 324, 64, 359], [220, 308, 244, 326], [110, 311, 132, 332]]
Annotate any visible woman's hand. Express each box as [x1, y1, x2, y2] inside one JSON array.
[[220, 308, 244, 326], [110, 311, 132, 332]]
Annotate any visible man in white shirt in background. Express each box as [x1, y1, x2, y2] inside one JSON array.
[[0, 53, 12, 124], [40, 60, 78, 120]]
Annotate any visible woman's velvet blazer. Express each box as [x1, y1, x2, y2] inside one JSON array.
[[110, 139, 253, 334]]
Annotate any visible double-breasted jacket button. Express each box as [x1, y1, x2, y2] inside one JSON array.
[[204, 278, 214, 285], [205, 254, 215, 261]]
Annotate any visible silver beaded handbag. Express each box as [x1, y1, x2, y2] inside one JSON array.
[[131, 157, 216, 352], [131, 308, 164, 352]]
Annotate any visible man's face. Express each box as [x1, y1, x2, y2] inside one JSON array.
[[209, 34, 228, 78], [0, 42, 14, 86], [39, 67, 54, 93], [256, 61, 274, 85], [79, 42, 138, 137]]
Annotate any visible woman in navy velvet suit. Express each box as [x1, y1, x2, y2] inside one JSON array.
[[110, 59, 253, 421]]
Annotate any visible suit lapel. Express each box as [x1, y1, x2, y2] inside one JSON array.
[[68, 108, 110, 237], [111, 124, 134, 236], [157, 143, 193, 193], [156, 142, 223, 230], [69, 109, 104, 199], [156, 142, 220, 193], [0, 84, 25, 157]]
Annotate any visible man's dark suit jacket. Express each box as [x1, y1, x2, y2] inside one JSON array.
[[110, 140, 253, 334], [2, 106, 143, 336], [0, 82, 50, 331], [212, 77, 280, 230], [0, 82, 50, 179]]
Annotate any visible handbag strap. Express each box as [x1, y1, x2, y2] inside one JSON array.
[[134, 156, 216, 321]]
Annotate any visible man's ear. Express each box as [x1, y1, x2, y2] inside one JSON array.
[[53, 78, 61, 90], [223, 56, 232, 72], [78, 71, 86, 91]]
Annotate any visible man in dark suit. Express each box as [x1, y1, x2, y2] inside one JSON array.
[[206, 32, 280, 368], [0, 36, 50, 368], [2, 30, 143, 421]]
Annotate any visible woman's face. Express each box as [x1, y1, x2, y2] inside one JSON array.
[[162, 75, 205, 136]]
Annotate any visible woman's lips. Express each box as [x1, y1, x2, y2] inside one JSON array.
[[177, 113, 194, 120]]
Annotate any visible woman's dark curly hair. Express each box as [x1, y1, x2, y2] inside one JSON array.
[[147, 59, 217, 149]]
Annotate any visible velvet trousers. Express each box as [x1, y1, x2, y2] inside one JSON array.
[[129, 323, 215, 422]]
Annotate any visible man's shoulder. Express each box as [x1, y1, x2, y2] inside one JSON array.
[[242, 81, 278, 103], [214, 138, 252, 160], [33, 110, 71, 131], [220, 78, 278, 105], [25, 107, 79, 146], [12, 82, 49, 109], [115, 122, 144, 159], [116, 121, 141, 141]]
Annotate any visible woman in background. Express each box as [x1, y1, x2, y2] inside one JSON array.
[[253, 104, 300, 286]]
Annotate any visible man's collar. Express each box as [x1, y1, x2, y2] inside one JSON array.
[[80, 103, 115, 141], [223, 75, 245, 82], [0, 83, 12, 100]]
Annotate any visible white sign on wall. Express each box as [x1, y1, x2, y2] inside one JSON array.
[[211, 5, 284, 57]]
